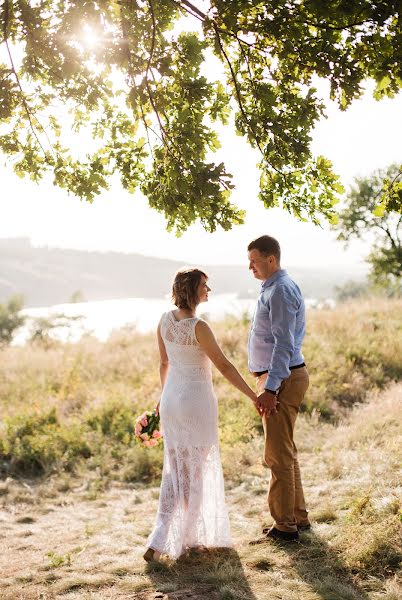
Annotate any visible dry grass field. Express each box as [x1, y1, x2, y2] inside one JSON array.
[[0, 299, 401, 599]]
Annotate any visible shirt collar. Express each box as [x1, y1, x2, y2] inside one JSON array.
[[261, 269, 287, 290]]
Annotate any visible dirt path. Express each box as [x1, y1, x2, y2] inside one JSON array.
[[0, 459, 370, 600]]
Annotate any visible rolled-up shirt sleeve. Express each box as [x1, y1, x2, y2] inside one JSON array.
[[264, 285, 298, 391]]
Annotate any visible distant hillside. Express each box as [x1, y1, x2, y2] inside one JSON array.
[[0, 238, 368, 307]]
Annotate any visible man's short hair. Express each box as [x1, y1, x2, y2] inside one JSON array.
[[248, 236, 281, 261]]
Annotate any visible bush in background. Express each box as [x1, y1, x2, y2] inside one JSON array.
[[0, 299, 401, 480], [0, 295, 25, 345]]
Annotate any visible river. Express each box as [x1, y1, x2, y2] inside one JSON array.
[[13, 294, 327, 345]]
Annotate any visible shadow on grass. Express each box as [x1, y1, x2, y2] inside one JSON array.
[[145, 547, 257, 600], [282, 530, 370, 600]]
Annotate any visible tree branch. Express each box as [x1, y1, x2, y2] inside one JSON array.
[[179, 0, 205, 21], [303, 18, 376, 32], [375, 222, 398, 248], [167, 0, 293, 180], [395, 214, 402, 246], [236, 41, 292, 165], [119, 4, 154, 158], [213, 24, 285, 178], [3, 0, 48, 157], [144, 0, 180, 159], [168, 0, 256, 47], [372, 168, 402, 206], [213, 27, 256, 148], [139, 102, 155, 160], [387, 169, 402, 189]]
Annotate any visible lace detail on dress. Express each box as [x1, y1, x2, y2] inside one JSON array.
[[147, 445, 231, 558], [162, 312, 199, 346], [146, 311, 232, 559], [161, 312, 212, 381]]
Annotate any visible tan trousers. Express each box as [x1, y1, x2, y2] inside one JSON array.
[[256, 367, 310, 533]]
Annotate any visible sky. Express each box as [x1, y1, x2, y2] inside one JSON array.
[[1, 73, 402, 268]]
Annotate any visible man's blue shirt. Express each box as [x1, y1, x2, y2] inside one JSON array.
[[248, 269, 306, 391]]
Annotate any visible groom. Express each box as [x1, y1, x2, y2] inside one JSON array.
[[247, 235, 310, 541]]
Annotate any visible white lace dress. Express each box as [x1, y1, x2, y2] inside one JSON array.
[[146, 311, 232, 559]]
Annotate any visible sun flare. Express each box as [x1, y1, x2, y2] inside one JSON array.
[[81, 25, 98, 49]]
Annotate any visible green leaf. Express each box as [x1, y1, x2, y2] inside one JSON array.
[[373, 204, 386, 218], [1, 1, 401, 232]]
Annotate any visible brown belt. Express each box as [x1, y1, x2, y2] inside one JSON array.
[[252, 363, 306, 377]]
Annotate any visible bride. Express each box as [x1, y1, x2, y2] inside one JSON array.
[[144, 268, 262, 561]]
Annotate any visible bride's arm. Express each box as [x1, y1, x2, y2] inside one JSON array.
[[157, 321, 169, 391], [195, 321, 262, 414]]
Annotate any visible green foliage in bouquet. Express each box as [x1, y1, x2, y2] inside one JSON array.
[[135, 410, 162, 448]]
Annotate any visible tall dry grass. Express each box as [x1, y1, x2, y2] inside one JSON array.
[[0, 299, 401, 599], [0, 299, 401, 481], [1, 385, 400, 599]]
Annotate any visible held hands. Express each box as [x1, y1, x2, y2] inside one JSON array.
[[257, 390, 280, 416], [251, 393, 265, 417]]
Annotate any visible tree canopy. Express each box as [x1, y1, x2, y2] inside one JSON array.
[[334, 164, 402, 289], [1, 0, 402, 233]]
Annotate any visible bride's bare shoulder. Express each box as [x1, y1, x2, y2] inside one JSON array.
[[195, 319, 215, 339], [195, 317, 210, 328]]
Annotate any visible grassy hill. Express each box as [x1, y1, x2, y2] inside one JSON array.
[[0, 299, 400, 599]]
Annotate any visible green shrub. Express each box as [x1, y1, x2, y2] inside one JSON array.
[[0, 299, 401, 482], [120, 445, 163, 483], [0, 410, 91, 476], [85, 402, 136, 443], [0, 295, 25, 345], [0, 403, 164, 483]]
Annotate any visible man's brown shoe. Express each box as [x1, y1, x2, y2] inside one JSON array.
[[266, 527, 299, 542], [263, 523, 311, 534], [297, 522, 311, 532]]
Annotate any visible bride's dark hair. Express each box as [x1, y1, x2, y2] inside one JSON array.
[[172, 268, 208, 310]]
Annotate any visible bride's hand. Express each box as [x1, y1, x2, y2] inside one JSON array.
[[251, 394, 265, 417], [155, 401, 160, 416]]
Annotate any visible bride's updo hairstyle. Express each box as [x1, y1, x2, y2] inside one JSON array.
[[172, 268, 208, 310]]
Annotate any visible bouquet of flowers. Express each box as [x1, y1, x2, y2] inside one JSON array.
[[134, 409, 162, 448]]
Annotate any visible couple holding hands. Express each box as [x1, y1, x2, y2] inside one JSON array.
[[144, 235, 310, 562]]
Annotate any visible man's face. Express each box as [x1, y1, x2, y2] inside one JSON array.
[[248, 249, 276, 281]]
